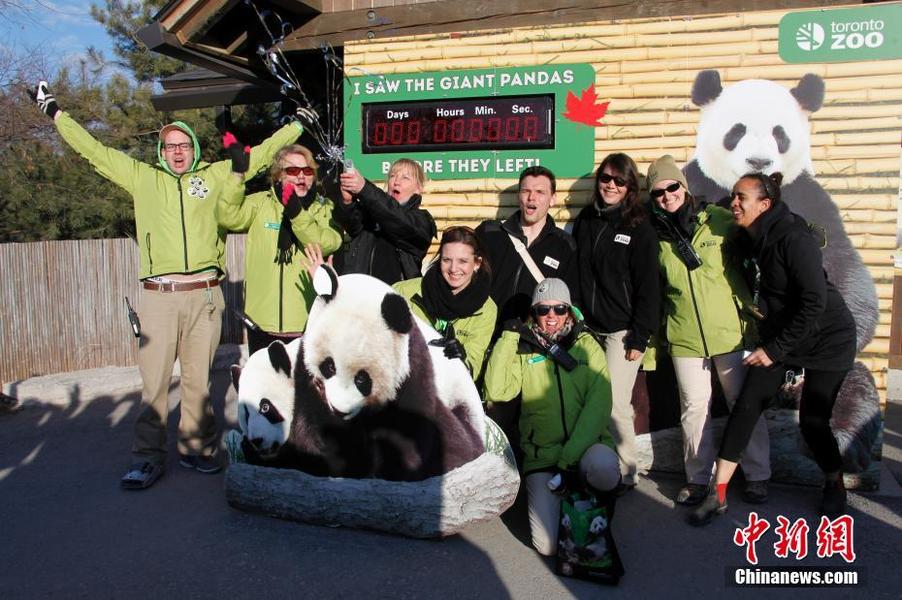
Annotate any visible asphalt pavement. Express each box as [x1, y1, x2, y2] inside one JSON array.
[[2, 361, 901, 599]]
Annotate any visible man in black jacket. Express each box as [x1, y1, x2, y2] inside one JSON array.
[[335, 159, 436, 284], [476, 166, 578, 329]]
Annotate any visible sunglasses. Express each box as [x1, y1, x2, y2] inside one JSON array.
[[283, 165, 315, 177], [650, 181, 682, 198], [599, 173, 627, 187], [533, 304, 569, 316]]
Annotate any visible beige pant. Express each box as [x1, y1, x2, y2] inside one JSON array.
[[672, 351, 771, 485], [599, 330, 644, 486], [132, 285, 224, 463], [525, 444, 621, 556]]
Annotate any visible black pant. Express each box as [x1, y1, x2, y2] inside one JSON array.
[[246, 326, 302, 355], [719, 364, 848, 474]]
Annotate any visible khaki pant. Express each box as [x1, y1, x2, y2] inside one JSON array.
[[599, 330, 644, 486], [132, 285, 224, 463], [525, 444, 621, 556], [672, 351, 771, 485]]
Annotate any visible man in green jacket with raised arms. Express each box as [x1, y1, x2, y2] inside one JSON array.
[[32, 81, 306, 489]]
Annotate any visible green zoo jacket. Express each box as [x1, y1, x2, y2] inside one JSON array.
[[392, 277, 498, 380], [54, 112, 302, 279], [217, 188, 343, 333], [483, 323, 614, 474], [658, 205, 757, 358]]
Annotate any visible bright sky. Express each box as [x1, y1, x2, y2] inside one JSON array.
[[1, 0, 122, 77]]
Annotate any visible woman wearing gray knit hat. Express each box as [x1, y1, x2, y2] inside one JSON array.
[[648, 155, 772, 508], [483, 278, 620, 556]]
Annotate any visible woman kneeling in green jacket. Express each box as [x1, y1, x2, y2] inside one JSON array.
[[393, 226, 497, 380], [483, 278, 620, 556], [218, 144, 343, 353]]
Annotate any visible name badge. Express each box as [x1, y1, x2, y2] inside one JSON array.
[[614, 234, 631, 245], [543, 256, 560, 269], [264, 222, 281, 230]]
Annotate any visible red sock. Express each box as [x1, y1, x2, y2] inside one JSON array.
[[716, 483, 728, 504]]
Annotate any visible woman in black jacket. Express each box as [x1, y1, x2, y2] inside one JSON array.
[[335, 159, 437, 284], [690, 172, 857, 525], [572, 153, 659, 494]]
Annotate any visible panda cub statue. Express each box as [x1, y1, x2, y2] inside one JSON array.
[[683, 70, 881, 472], [237, 266, 486, 481], [230, 339, 304, 468]]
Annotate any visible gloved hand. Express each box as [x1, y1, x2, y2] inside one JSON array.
[[275, 182, 317, 219], [295, 106, 319, 127], [443, 338, 466, 362], [502, 318, 524, 333], [29, 81, 59, 119], [547, 467, 580, 496], [222, 131, 250, 174]]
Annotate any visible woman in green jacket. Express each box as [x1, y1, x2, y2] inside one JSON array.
[[218, 144, 343, 353], [648, 155, 770, 507], [393, 226, 497, 380], [483, 278, 620, 556]]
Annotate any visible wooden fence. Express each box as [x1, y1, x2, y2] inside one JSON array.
[[0, 236, 248, 383]]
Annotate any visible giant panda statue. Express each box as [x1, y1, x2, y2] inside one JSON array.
[[683, 70, 881, 472], [246, 266, 486, 481]]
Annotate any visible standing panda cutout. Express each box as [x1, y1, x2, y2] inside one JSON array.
[[683, 70, 881, 473]]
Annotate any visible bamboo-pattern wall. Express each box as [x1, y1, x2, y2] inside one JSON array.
[[0, 236, 249, 384], [343, 6, 901, 394]]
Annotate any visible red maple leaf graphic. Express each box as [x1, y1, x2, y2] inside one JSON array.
[[562, 85, 610, 127]]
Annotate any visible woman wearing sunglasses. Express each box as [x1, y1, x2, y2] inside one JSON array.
[[218, 144, 343, 353], [393, 226, 497, 380], [572, 153, 660, 495], [690, 172, 857, 525], [483, 278, 619, 556], [648, 155, 771, 508]]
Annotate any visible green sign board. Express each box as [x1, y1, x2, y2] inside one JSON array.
[[779, 4, 902, 63], [343, 64, 596, 180]]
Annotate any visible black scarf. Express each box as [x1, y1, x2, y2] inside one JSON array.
[[273, 182, 317, 265], [420, 264, 491, 322]]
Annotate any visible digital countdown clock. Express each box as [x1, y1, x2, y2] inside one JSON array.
[[344, 64, 596, 180], [362, 95, 554, 153]]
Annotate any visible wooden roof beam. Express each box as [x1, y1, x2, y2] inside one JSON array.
[[279, 0, 856, 51]]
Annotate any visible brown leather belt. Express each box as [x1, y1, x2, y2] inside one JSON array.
[[142, 278, 220, 292]]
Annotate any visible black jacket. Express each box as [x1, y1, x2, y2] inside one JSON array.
[[475, 212, 578, 326], [572, 202, 660, 352], [741, 201, 856, 370], [332, 181, 436, 285]]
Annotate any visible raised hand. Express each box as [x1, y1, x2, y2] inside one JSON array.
[[30, 81, 60, 119]]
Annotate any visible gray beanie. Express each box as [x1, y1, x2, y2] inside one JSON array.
[[532, 278, 571, 306], [647, 154, 688, 191]]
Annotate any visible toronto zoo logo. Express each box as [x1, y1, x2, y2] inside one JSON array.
[[795, 22, 825, 51], [795, 18, 886, 52]]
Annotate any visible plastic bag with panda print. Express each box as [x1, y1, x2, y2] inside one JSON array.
[[555, 488, 624, 585]]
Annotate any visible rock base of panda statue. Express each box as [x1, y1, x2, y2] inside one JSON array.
[[223, 418, 520, 538]]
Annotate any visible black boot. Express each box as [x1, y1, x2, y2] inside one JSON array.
[[820, 476, 847, 519], [688, 493, 728, 527]]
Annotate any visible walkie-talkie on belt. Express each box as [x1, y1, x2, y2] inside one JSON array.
[[125, 296, 141, 338]]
